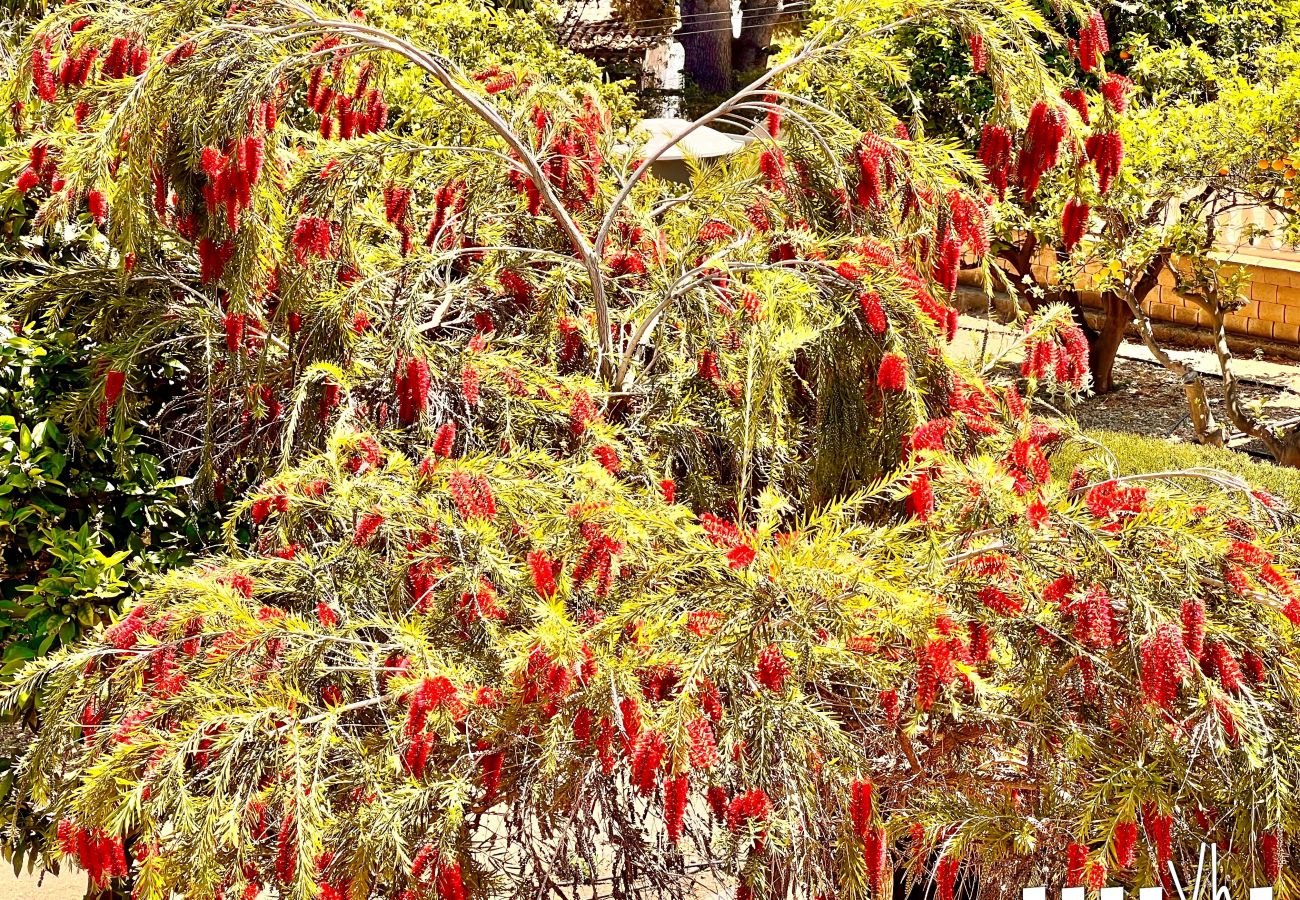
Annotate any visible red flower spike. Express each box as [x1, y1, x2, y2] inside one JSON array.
[[756, 644, 789, 692], [664, 775, 689, 842], [1061, 198, 1090, 251], [877, 352, 909, 393]]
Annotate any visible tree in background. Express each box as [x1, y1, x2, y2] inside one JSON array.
[[2, 1, 1300, 899], [870, 0, 1300, 396]]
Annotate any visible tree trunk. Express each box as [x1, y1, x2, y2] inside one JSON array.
[[680, 0, 734, 95], [732, 0, 778, 73], [1089, 293, 1130, 394]]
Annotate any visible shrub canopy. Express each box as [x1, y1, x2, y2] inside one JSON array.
[[1, 0, 1299, 898]]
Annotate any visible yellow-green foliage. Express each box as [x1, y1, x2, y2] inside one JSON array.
[[1057, 429, 1300, 509]]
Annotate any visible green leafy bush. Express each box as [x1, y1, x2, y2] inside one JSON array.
[[0, 319, 218, 670]]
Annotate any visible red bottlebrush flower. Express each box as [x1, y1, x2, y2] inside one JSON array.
[[877, 352, 908, 393], [483, 72, 517, 94], [931, 223, 961, 294], [397, 356, 431, 425], [86, 189, 107, 226], [726, 543, 756, 569], [431, 421, 457, 458], [979, 123, 1013, 198], [1140, 622, 1192, 709], [436, 860, 466, 900], [948, 190, 991, 257], [103, 369, 126, 406], [1229, 539, 1272, 566], [1180, 597, 1206, 659], [274, 809, 298, 885], [1086, 480, 1147, 524], [593, 444, 620, 474], [15, 167, 39, 194], [855, 132, 896, 209], [756, 644, 789, 692], [967, 31, 988, 73], [1242, 650, 1267, 687], [1066, 842, 1088, 887], [1062, 583, 1117, 648], [688, 611, 724, 638], [864, 826, 889, 898], [725, 789, 772, 834], [936, 856, 960, 900], [763, 93, 782, 139], [1077, 10, 1110, 73], [105, 605, 148, 650], [382, 183, 411, 225], [460, 364, 480, 405], [687, 717, 719, 769], [527, 550, 557, 599], [353, 511, 384, 546], [699, 219, 737, 242], [32, 47, 57, 102], [316, 601, 339, 627], [1203, 641, 1245, 694], [1061, 87, 1091, 125], [659, 478, 676, 503], [291, 215, 334, 263], [1113, 820, 1138, 868], [907, 471, 935, 523], [849, 780, 873, 841], [697, 349, 721, 383], [880, 688, 900, 725], [629, 729, 667, 795], [1086, 131, 1124, 195], [1101, 73, 1132, 114], [447, 472, 496, 521], [908, 419, 952, 456], [1061, 197, 1090, 251], [977, 585, 1023, 616], [665, 775, 689, 842], [569, 390, 600, 436], [857, 290, 888, 335], [1017, 101, 1067, 201], [498, 269, 533, 304], [759, 147, 787, 192], [1260, 830, 1282, 883]]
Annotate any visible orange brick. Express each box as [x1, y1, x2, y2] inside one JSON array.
[[1171, 306, 1197, 325], [1247, 318, 1273, 338], [1253, 282, 1280, 304], [1278, 284, 1300, 303], [1254, 266, 1291, 286], [1238, 300, 1260, 319], [1259, 301, 1287, 323], [1275, 322, 1300, 343], [1157, 266, 1177, 288], [1283, 302, 1300, 324], [1225, 314, 1251, 335]]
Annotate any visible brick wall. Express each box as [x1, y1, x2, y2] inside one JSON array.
[[1012, 250, 1300, 346]]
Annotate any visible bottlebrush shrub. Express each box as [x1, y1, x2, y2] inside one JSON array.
[[9, 419, 1300, 899], [4, 2, 1300, 898], [0, 0, 1023, 507]]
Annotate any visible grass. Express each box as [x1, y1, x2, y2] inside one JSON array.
[[1055, 429, 1300, 509]]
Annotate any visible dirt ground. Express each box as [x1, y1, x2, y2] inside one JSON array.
[[1057, 356, 1295, 446]]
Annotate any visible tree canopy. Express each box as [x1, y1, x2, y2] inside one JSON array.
[[0, 0, 1299, 898]]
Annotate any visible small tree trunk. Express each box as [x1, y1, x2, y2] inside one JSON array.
[[1184, 379, 1225, 448], [680, 0, 734, 95], [732, 0, 778, 73], [1089, 293, 1130, 394]]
